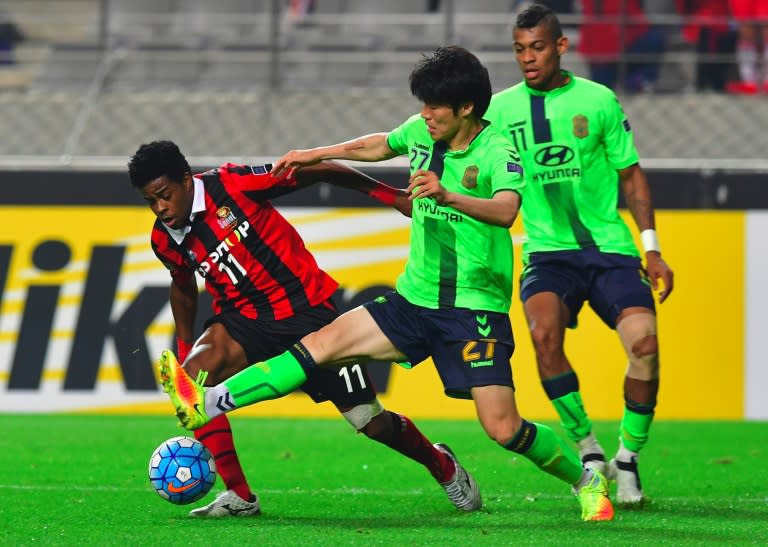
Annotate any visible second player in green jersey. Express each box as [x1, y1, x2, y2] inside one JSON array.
[[484, 3, 674, 506]]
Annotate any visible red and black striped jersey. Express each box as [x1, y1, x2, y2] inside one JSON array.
[[150, 163, 338, 321]]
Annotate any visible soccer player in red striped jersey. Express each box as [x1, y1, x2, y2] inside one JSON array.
[[128, 140, 481, 516]]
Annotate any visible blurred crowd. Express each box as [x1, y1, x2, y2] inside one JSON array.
[[542, 0, 767, 94], [2, 1, 767, 95]]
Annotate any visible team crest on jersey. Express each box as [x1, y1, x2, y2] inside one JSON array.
[[461, 165, 479, 189], [215, 206, 237, 230], [185, 248, 198, 263], [573, 115, 589, 138]]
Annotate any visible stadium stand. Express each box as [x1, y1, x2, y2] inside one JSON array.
[[0, 0, 763, 162]]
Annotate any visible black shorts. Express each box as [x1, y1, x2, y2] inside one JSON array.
[[204, 300, 377, 408], [520, 248, 656, 329], [364, 291, 515, 400]]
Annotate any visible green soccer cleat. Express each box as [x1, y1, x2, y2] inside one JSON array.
[[158, 349, 211, 430], [576, 470, 615, 522]]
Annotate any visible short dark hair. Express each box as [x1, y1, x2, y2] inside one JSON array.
[[409, 45, 492, 118], [515, 3, 563, 40], [128, 140, 190, 189]]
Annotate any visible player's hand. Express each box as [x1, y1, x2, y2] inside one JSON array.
[[271, 149, 323, 178], [645, 252, 674, 303], [406, 169, 449, 203]]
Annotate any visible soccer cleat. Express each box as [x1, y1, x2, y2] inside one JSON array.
[[577, 434, 607, 475], [607, 456, 644, 505], [575, 470, 615, 521], [434, 443, 482, 511], [189, 489, 261, 518], [158, 349, 211, 430]]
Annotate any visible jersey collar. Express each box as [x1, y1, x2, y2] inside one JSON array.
[[163, 176, 205, 244], [524, 70, 575, 97], [446, 119, 490, 156]]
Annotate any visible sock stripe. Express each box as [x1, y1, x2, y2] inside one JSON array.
[[542, 371, 579, 399], [196, 428, 232, 442], [504, 420, 538, 453], [582, 453, 606, 463], [213, 449, 238, 460]]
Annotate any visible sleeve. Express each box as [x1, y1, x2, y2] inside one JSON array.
[[601, 92, 640, 170], [150, 229, 195, 286], [217, 162, 301, 201], [489, 137, 526, 196], [386, 114, 421, 156]]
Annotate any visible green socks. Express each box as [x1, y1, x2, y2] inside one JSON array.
[[223, 349, 309, 407], [620, 404, 655, 453], [543, 372, 592, 443], [505, 420, 584, 485]]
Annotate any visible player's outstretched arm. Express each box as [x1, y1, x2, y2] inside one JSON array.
[[271, 133, 398, 177], [619, 164, 674, 302], [295, 160, 412, 217]]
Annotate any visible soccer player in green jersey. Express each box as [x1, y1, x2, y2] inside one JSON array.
[[484, 4, 675, 506], [158, 45, 615, 522]]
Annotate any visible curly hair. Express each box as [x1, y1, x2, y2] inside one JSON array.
[[127, 140, 190, 189]]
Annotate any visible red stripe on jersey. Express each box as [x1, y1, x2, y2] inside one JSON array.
[[151, 164, 338, 321]]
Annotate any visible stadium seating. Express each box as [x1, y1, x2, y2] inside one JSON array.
[[0, 1, 762, 162]]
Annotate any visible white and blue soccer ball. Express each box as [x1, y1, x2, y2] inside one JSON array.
[[148, 436, 216, 505]]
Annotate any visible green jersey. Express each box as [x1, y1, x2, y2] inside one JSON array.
[[485, 72, 640, 261], [386, 114, 525, 313]]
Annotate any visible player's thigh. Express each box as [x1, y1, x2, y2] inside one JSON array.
[[187, 322, 248, 384], [520, 253, 587, 329], [301, 305, 404, 364], [588, 260, 655, 329], [523, 291, 571, 339], [429, 308, 515, 400], [197, 307, 333, 384], [301, 361, 380, 412]]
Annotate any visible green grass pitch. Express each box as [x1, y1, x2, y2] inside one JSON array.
[[2, 415, 767, 546]]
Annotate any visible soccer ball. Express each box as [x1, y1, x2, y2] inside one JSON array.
[[148, 436, 216, 504]]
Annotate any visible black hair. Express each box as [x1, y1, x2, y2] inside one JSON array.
[[127, 140, 191, 189], [409, 45, 492, 118], [515, 3, 563, 40]]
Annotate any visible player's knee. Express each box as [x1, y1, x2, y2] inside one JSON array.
[[343, 400, 385, 434], [479, 416, 521, 446], [629, 334, 659, 380], [632, 333, 658, 359], [617, 313, 659, 381], [529, 323, 562, 357]]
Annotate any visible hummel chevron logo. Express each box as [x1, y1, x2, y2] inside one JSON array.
[[476, 314, 490, 337], [216, 393, 236, 412]]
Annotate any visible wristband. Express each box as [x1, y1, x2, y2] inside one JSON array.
[[177, 338, 193, 363], [640, 229, 661, 254]]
